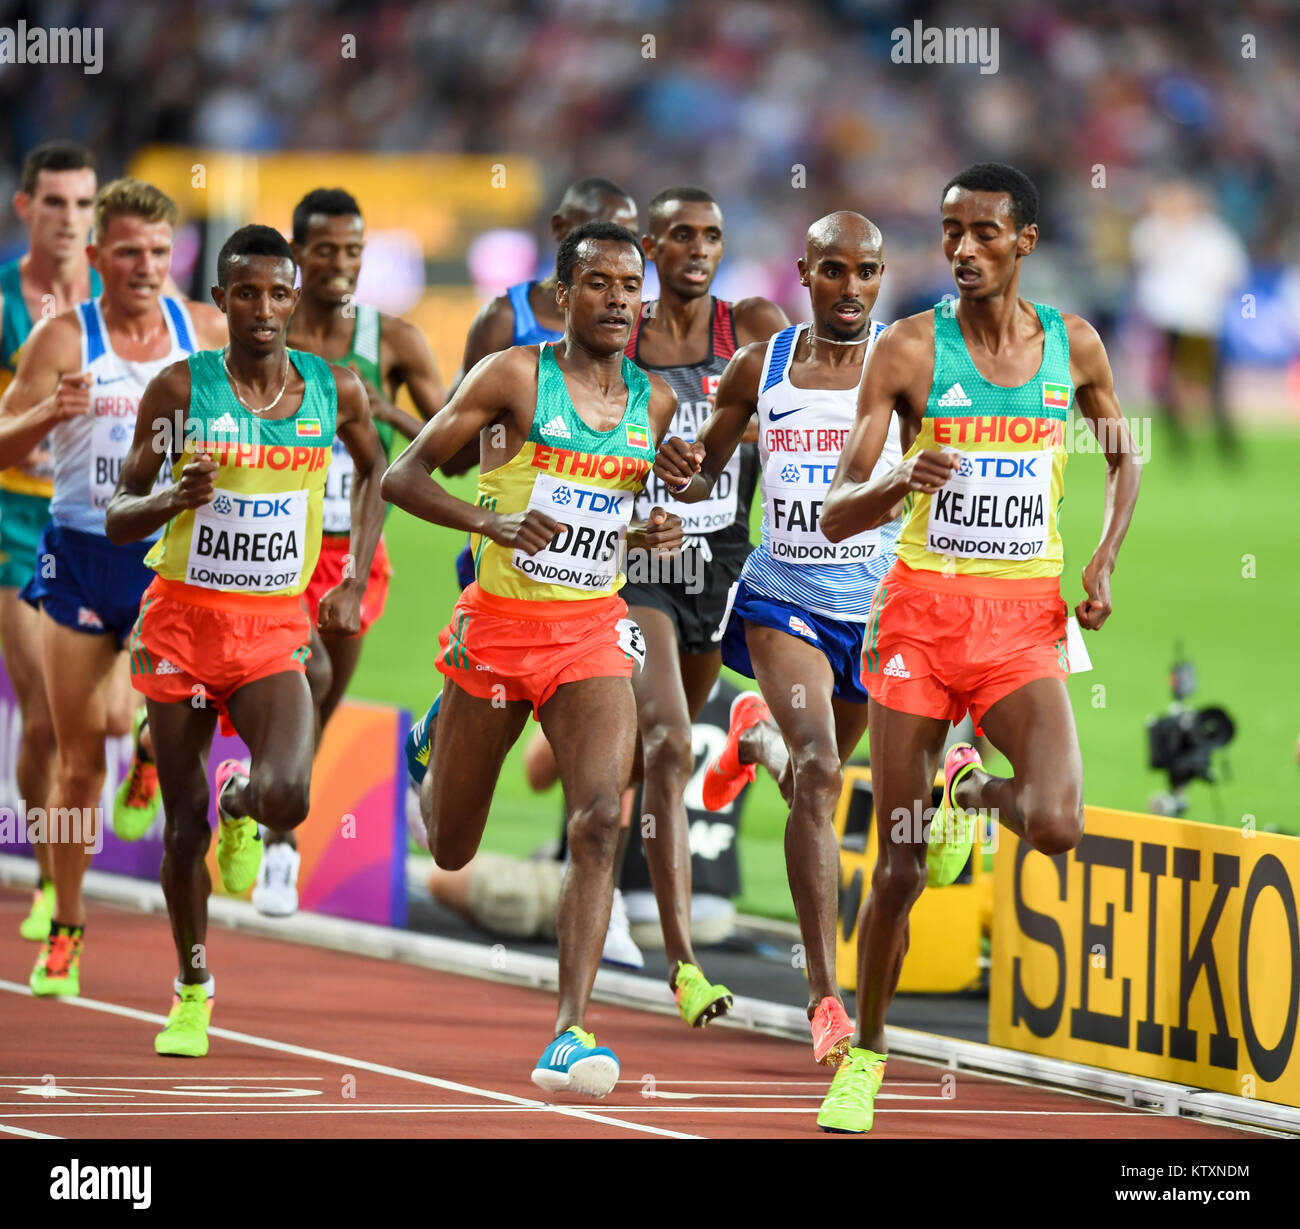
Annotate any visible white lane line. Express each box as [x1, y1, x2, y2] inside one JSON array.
[[0, 1121, 62, 1138], [0, 1107, 1206, 1119], [614, 1080, 937, 1087], [0, 979, 698, 1141]]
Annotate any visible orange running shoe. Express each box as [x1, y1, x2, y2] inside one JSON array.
[[810, 995, 853, 1066], [701, 692, 771, 812]]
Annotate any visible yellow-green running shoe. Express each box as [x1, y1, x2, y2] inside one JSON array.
[[155, 983, 213, 1057], [215, 758, 261, 894], [30, 928, 82, 997], [113, 707, 162, 842], [927, 742, 982, 888], [817, 1047, 887, 1134], [673, 961, 733, 1028], [19, 881, 55, 940]]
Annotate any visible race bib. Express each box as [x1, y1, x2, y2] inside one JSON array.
[[512, 473, 631, 592], [616, 617, 646, 673], [637, 450, 739, 536], [88, 414, 137, 509], [186, 489, 308, 592], [321, 436, 352, 534], [927, 449, 1053, 561], [764, 453, 879, 565]]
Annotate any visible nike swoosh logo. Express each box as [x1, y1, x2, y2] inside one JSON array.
[[767, 406, 807, 422], [96, 376, 126, 385]]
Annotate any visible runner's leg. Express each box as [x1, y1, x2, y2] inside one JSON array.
[[222, 671, 318, 834], [426, 679, 531, 868], [746, 624, 844, 1013], [317, 630, 364, 729], [627, 604, 700, 975], [40, 614, 121, 927], [852, 700, 947, 1053], [1, 590, 56, 882], [146, 697, 219, 984], [954, 677, 1083, 855], [541, 674, 637, 1035]]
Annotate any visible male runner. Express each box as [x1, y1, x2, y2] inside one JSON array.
[[246, 187, 446, 917], [105, 225, 384, 1057], [384, 220, 681, 1097], [408, 177, 644, 964], [0, 142, 100, 941], [0, 179, 227, 995], [621, 185, 786, 1024], [653, 212, 901, 1067], [815, 163, 1141, 1132]]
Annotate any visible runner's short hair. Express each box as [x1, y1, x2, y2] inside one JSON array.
[[943, 163, 1038, 230], [292, 187, 363, 245], [92, 179, 178, 244], [555, 221, 643, 287], [217, 224, 296, 288], [20, 141, 96, 195]]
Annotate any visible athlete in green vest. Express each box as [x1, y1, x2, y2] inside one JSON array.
[[243, 188, 445, 918], [105, 225, 385, 1056], [817, 163, 1142, 1132], [383, 221, 681, 1097]]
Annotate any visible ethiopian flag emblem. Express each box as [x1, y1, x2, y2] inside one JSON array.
[[626, 422, 649, 450], [1042, 383, 1071, 411], [296, 418, 322, 437]]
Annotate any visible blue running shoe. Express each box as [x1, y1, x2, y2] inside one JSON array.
[[531, 1026, 620, 1098], [404, 693, 441, 787]]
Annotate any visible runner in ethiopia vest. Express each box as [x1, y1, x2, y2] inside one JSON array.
[[652, 211, 903, 1069], [105, 223, 386, 1058], [815, 164, 1141, 1135], [382, 220, 682, 1096], [614, 182, 789, 1029]]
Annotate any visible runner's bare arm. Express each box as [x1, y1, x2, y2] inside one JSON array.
[[441, 299, 517, 477], [733, 300, 789, 443], [626, 374, 683, 555], [0, 314, 87, 468], [104, 363, 205, 544], [365, 314, 446, 442], [822, 317, 954, 542], [654, 341, 763, 503], [1066, 315, 1142, 632], [382, 348, 558, 554], [318, 365, 385, 635]]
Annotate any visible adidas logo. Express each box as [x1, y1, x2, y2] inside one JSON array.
[[882, 653, 911, 678], [209, 412, 239, 434], [156, 658, 182, 676], [551, 1042, 579, 1066], [937, 383, 972, 408], [540, 415, 570, 439]]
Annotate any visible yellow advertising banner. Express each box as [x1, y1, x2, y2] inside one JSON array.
[[991, 807, 1300, 1107]]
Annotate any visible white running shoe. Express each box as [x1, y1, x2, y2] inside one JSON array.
[[252, 840, 301, 917], [601, 888, 644, 969]]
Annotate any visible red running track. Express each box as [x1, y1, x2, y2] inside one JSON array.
[[0, 887, 1264, 1140]]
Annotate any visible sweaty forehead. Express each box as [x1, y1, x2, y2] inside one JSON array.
[[305, 213, 364, 242], [574, 240, 642, 277], [652, 199, 722, 234], [942, 187, 1014, 224], [229, 254, 296, 286], [809, 236, 881, 266]]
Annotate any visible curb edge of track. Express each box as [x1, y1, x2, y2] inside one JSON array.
[[4, 855, 1296, 1137]]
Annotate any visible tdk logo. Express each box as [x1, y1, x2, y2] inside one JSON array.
[[786, 463, 838, 483], [221, 496, 295, 517], [556, 488, 625, 515], [963, 455, 1039, 479]]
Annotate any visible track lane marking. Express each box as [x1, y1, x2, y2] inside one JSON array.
[[0, 979, 698, 1140]]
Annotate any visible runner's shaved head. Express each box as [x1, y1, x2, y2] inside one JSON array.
[[805, 211, 882, 261]]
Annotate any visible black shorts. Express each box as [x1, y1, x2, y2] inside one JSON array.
[[622, 542, 749, 656]]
